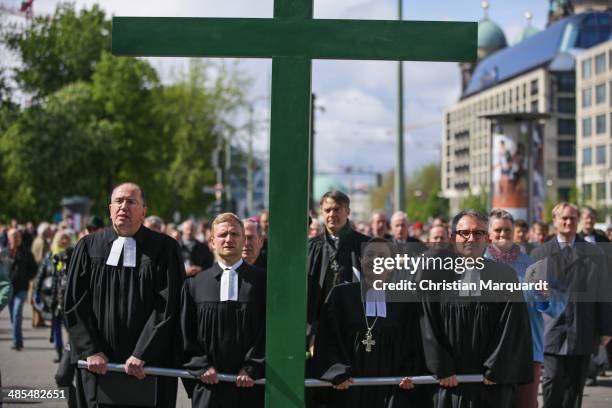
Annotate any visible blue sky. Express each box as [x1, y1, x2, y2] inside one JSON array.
[[2, 0, 553, 181]]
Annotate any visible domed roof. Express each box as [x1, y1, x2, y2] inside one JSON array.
[[514, 12, 541, 44], [478, 17, 508, 51], [515, 25, 541, 43]]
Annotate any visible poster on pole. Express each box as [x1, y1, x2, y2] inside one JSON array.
[[491, 127, 529, 221]]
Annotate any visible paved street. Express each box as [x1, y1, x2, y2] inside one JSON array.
[[1, 304, 612, 407]]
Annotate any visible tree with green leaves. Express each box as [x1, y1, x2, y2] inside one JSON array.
[[4, 2, 111, 99], [0, 3, 250, 222]]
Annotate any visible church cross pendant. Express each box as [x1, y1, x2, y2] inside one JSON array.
[[362, 328, 376, 352]]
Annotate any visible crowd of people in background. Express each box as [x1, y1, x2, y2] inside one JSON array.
[[1, 187, 612, 408]]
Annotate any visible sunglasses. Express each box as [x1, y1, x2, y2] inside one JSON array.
[[455, 229, 487, 240]]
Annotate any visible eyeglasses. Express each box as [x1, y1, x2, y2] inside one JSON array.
[[455, 229, 487, 240], [111, 197, 142, 207]]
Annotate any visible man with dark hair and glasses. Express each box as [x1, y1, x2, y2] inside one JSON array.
[[419, 210, 532, 408]]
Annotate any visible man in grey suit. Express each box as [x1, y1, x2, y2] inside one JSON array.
[[531, 202, 612, 408]]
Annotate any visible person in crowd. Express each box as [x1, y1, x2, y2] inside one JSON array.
[[529, 221, 549, 245], [486, 209, 565, 408], [35, 230, 74, 362], [313, 238, 432, 407], [64, 182, 185, 407], [309, 218, 323, 238], [307, 191, 370, 347], [410, 221, 424, 241], [0, 246, 13, 312], [427, 224, 448, 243], [531, 202, 612, 407], [370, 211, 392, 239], [578, 206, 610, 243], [5, 228, 38, 351], [419, 210, 532, 408], [390, 211, 426, 255], [30, 222, 53, 327], [144, 215, 165, 233], [242, 219, 266, 269], [181, 213, 266, 408], [180, 220, 214, 277], [513, 219, 536, 254]]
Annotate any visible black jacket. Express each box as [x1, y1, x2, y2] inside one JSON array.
[[307, 223, 370, 336], [531, 236, 612, 355], [8, 246, 37, 292]]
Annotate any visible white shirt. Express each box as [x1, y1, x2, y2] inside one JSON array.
[[218, 259, 243, 301], [459, 266, 481, 297], [106, 236, 137, 267]]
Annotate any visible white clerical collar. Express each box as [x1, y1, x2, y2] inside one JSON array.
[[106, 236, 137, 267], [365, 288, 386, 317], [218, 259, 242, 302]]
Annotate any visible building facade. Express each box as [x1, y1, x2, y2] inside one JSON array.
[[576, 39, 612, 221], [442, 9, 611, 216]]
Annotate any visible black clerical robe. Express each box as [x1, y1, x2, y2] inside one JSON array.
[[181, 262, 266, 408], [419, 258, 533, 408], [313, 282, 432, 408], [307, 224, 370, 338], [64, 226, 185, 408]]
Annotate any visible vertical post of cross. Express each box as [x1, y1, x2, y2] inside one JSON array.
[[265, 1, 313, 407]]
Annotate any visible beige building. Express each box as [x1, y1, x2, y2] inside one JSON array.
[[576, 39, 612, 222], [442, 6, 611, 215]]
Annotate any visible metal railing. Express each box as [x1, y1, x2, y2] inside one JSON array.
[[77, 361, 484, 387]]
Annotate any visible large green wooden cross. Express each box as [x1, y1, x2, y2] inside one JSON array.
[[112, 1, 475, 407]]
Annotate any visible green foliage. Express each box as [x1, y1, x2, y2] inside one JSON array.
[[0, 82, 115, 220], [4, 2, 111, 98], [405, 164, 448, 222], [0, 3, 250, 222], [459, 186, 489, 214], [370, 164, 449, 222], [153, 60, 248, 219]]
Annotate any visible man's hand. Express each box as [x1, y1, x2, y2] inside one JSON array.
[[125, 356, 146, 380], [399, 377, 415, 390], [439, 375, 458, 387], [483, 378, 496, 385], [236, 369, 255, 388], [200, 367, 219, 384], [602, 336, 611, 346], [185, 265, 202, 277], [333, 378, 353, 390], [86, 352, 108, 375]]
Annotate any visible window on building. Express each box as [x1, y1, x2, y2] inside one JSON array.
[[557, 73, 575, 92], [583, 88, 592, 107], [558, 97, 575, 113], [531, 100, 538, 112], [596, 182, 606, 200], [583, 147, 593, 166], [558, 119, 576, 135], [558, 140, 575, 157], [596, 114, 606, 134], [557, 188, 570, 201], [596, 145, 606, 165], [582, 183, 592, 202], [596, 83, 606, 104], [530, 79, 538, 95], [583, 117, 592, 137], [558, 162, 576, 178], [582, 58, 592, 79], [595, 53, 606, 74]]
